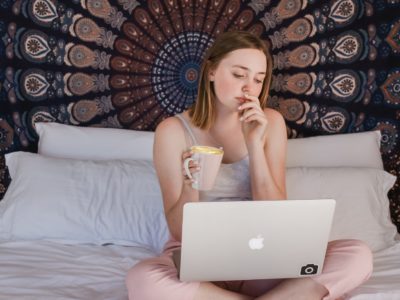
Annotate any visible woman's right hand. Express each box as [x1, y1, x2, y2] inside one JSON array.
[[182, 149, 200, 188]]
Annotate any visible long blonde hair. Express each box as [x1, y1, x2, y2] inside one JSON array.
[[189, 31, 273, 130]]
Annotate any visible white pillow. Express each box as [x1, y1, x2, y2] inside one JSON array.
[[1, 152, 395, 254], [35, 122, 154, 160], [0, 152, 169, 254], [35, 122, 383, 168], [286, 167, 397, 252], [286, 130, 383, 169]]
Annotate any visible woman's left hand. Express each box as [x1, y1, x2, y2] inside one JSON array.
[[238, 93, 268, 147]]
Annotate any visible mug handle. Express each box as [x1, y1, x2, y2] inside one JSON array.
[[183, 157, 194, 180]]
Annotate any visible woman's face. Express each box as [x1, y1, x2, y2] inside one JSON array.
[[209, 48, 267, 112]]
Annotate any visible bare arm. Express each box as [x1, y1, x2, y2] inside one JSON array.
[[153, 118, 199, 242], [247, 108, 287, 200]]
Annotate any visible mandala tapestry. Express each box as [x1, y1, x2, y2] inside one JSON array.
[[0, 0, 399, 230]]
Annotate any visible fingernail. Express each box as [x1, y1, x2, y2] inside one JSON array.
[[239, 117, 244, 121], [238, 106, 242, 110]]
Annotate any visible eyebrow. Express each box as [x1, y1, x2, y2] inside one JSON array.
[[232, 65, 266, 75]]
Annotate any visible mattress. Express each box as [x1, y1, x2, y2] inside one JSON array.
[[0, 240, 399, 299]]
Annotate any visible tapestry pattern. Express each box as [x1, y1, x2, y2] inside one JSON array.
[[0, 0, 399, 230]]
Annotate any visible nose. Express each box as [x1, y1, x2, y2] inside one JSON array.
[[242, 84, 251, 95]]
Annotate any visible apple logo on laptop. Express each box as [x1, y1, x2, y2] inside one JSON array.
[[248, 234, 264, 250]]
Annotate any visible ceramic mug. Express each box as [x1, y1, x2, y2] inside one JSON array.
[[183, 145, 224, 190]]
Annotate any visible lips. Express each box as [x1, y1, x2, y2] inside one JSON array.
[[236, 97, 248, 104]]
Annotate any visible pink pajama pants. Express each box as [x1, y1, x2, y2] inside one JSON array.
[[126, 238, 372, 300]]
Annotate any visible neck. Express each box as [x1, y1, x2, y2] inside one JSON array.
[[209, 108, 241, 140], [213, 106, 240, 129]]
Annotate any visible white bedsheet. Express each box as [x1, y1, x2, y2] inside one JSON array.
[[0, 240, 399, 299], [345, 242, 400, 299], [0, 240, 156, 300]]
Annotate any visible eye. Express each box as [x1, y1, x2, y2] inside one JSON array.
[[233, 73, 245, 78], [254, 79, 263, 84]]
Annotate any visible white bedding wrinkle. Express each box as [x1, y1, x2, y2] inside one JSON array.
[[0, 240, 399, 300], [344, 242, 400, 299], [0, 241, 156, 300]]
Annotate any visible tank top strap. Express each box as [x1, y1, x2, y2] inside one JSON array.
[[175, 113, 199, 146]]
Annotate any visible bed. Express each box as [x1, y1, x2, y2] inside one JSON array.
[[0, 240, 398, 300], [0, 122, 399, 299]]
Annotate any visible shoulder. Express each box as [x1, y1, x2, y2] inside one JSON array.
[[263, 108, 286, 128], [156, 116, 184, 134], [154, 116, 187, 150], [263, 108, 287, 145]]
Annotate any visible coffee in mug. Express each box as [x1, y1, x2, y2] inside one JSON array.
[[183, 145, 224, 191]]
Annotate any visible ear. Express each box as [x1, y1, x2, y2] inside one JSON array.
[[209, 70, 215, 82]]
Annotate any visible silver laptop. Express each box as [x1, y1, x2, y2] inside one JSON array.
[[178, 199, 335, 282]]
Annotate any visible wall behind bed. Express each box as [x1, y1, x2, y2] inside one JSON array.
[[0, 0, 399, 230]]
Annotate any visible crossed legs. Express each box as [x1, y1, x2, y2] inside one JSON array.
[[193, 278, 328, 300], [126, 239, 372, 300]]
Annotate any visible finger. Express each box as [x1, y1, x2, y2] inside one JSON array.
[[240, 109, 265, 121], [182, 164, 200, 175], [191, 164, 200, 172], [238, 101, 262, 112], [184, 160, 198, 168], [182, 150, 194, 160], [244, 93, 261, 104], [183, 172, 198, 185], [184, 177, 196, 185], [243, 114, 268, 124], [242, 114, 267, 125]]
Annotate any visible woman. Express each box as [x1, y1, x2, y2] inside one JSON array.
[[126, 31, 372, 300]]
